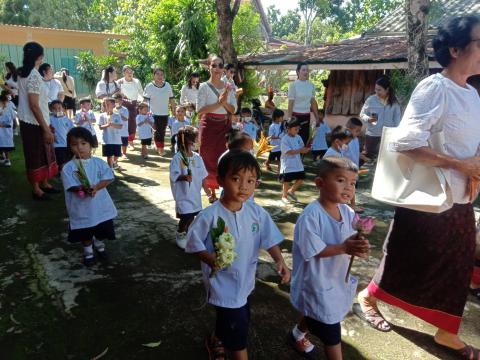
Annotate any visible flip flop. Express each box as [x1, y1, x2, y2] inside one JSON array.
[[435, 342, 480, 360], [352, 303, 392, 332], [205, 335, 226, 360]]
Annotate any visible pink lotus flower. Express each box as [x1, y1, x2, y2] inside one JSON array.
[[77, 190, 86, 198]]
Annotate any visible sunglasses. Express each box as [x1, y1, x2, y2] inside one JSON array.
[[211, 63, 224, 69]]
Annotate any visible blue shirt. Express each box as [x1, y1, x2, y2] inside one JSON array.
[[290, 201, 358, 324], [186, 201, 283, 308], [343, 137, 360, 166], [136, 114, 154, 140], [99, 113, 123, 145], [280, 134, 304, 174], [311, 123, 330, 151], [75, 110, 97, 136], [115, 106, 129, 137], [50, 115, 74, 148], [268, 123, 282, 152], [243, 121, 258, 140]]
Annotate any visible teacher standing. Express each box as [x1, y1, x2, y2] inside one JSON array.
[[118, 65, 143, 149], [197, 54, 237, 203], [356, 15, 480, 358], [286, 62, 320, 146]]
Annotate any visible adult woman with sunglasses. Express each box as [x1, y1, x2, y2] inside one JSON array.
[[196, 54, 237, 203]]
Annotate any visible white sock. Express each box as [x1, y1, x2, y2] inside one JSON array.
[[93, 238, 105, 251], [83, 244, 94, 258], [292, 325, 306, 341]]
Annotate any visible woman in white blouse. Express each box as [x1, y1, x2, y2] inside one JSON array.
[[39, 63, 64, 103], [286, 62, 320, 146], [180, 72, 200, 110], [95, 65, 120, 99], [197, 54, 237, 203], [17, 42, 59, 200], [356, 15, 480, 358], [118, 65, 143, 149]]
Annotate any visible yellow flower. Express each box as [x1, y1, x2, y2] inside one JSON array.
[[254, 132, 275, 158]]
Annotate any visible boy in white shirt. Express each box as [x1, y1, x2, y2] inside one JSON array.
[[241, 107, 259, 141], [265, 108, 283, 172], [170, 105, 191, 152], [186, 150, 290, 360], [113, 93, 130, 159], [98, 98, 123, 169], [343, 117, 365, 167], [136, 102, 155, 159], [75, 98, 99, 148], [49, 100, 74, 170], [289, 157, 369, 359], [311, 109, 330, 162]]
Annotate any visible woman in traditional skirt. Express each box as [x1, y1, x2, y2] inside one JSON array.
[[356, 16, 480, 358], [17, 42, 59, 200], [196, 54, 237, 203], [286, 62, 320, 146]]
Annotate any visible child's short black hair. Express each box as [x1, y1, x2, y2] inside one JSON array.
[[317, 157, 358, 178], [328, 125, 353, 143], [346, 117, 363, 128], [137, 102, 149, 111], [272, 108, 284, 120], [103, 97, 116, 106], [49, 99, 63, 110], [241, 107, 252, 115], [112, 93, 123, 101], [226, 129, 253, 150], [218, 149, 261, 180], [66, 127, 95, 157], [79, 97, 92, 105], [176, 125, 198, 151], [0, 93, 8, 103], [286, 116, 301, 129]]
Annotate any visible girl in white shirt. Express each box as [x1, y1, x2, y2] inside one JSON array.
[[75, 98, 98, 148], [136, 102, 155, 159], [280, 117, 310, 204], [180, 72, 200, 111], [95, 66, 120, 99], [322, 126, 353, 159]]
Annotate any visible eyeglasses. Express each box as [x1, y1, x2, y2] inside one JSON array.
[[211, 63, 224, 69]]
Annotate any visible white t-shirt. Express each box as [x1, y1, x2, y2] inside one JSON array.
[[50, 115, 74, 148], [62, 157, 117, 229], [280, 134, 304, 174], [290, 201, 358, 324], [75, 110, 97, 136], [98, 113, 123, 145], [323, 147, 343, 158], [18, 68, 50, 126], [143, 81, 174, 116], [196, 82, 237, 115], [118, 77, 143, 101], [343, 137, 360, 166], [180, 84, 199, 106], [136, 114, 154, 139], [312, 123, 331, 151], [171, 119, 191, 137], [243, 121, 258, 140], [185, 200, 283, 308], [288, 80, 315, 114], [268, 123, 282, 152], [0, 105, 15, 147], [44, 78, 64, 103], [115, 106, 129, 137], [170, 151, 208, 215], [95, 80, 120, 98]]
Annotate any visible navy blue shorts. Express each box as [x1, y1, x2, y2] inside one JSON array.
[[68, 219, 116, 243], [54, 147, 69, 167], [305, 317, 341, 346], [268, 151, 281, 162], [278, 171, 306, 183], [311, 149, 327, 160], [215, 301, 250, 351], [141, 138, 152, 146], [102, 144, 122, 157], [121, 136, 129, 146]]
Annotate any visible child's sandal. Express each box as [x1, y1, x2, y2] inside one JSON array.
[[205, 335, 226, 360]]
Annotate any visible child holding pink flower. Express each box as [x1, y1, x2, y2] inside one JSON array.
[[61, 127, 117, 267]]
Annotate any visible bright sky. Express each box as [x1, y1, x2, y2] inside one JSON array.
[[261, 0, 300, 15]]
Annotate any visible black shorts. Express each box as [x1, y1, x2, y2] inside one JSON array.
[[279, 171, 306, 183], [305, 317, 341, 346], [54, 147, 70, 167], [92, 135, 99, 148], [0, 147, 14, 152], [176, 211, 200, 220], [68, 219, 116, 243], [63, 95, 76, 110], [215, 301, 250, 351], [102, 144, 122, 157], [121, 137, 129, 146], [141, 138, 152, 146], [268, 151, 281, 162], [311, 149, 326, 160]]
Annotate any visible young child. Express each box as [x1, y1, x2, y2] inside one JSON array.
[[75, 97, 98, 148], [0, 94, 15, 166], [113, 93, 130, 158], [170, 126, 209, 249], [323, 126, 353, 159], [343, 117, 364, 167], [311, 109, 330, 162], [241, 107, 259, 141], [136, 102, 155, 160], [221, 129, 254, 161], [290, 157, 369, 360], [279, 117, 310, 204], [61, 127, 118, 267], [265, 108, 283, 172], [185, 150, 290, 360], [98, 98, 123, 169], [231, 114, 242, 131], [49, 100, 74, 170], [171, 105, 191, 152]]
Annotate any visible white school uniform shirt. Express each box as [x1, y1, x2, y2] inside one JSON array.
[[143, 81, 174, 116], [312, 123, 331, 151], [290, 201, 358, 324], [95, 80, 120, 98], [0, 106, 15, 148], [280, 134, 304, 174], [242, 121, 258, 140], [180, 84, 199, 106], [61, 157, 117, 230], [98, 112, 123, 145], [170, 151, 208, 215], [50, 115, 74, 148], [136, 114, 154, 140], [268, 123, 282, 153], [171, 119, 191, 137], [44, 78, 64, 103], [75, 110, 97, 136], [288, 80, 315, 114], [115, 106, 129, 137], [343, 137, 360, 166], [323, 147, 343, 158], [185, 200, 283, 308]]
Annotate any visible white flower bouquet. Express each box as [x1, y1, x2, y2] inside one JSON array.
[[210, 217, 237, 277]]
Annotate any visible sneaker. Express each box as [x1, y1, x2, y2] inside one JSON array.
[[176, 232, 187, 249], [289, 331, 317, 359], [121, 154, 128, 160], [281, 197, 290, 204], [83, 256, 96, 267], [287, 192, 298, 202], [4, 160, 11, 167]]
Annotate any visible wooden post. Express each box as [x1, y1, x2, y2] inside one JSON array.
[[406, 0, 430, 83]]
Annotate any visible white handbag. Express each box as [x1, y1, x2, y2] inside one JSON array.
[[371, 125, 453, 213]]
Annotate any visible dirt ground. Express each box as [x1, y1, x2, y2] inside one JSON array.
[[0, 132, 479, 360]]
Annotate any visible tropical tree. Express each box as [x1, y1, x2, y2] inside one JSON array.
[[298, 0, 331, 46], [215, 0, 241, 65], [406, 0, 430, 83], [267, 6, 301, 39]]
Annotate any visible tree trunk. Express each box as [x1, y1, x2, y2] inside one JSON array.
[[215, 0, 240, 66], [406, 0, 430, 83]]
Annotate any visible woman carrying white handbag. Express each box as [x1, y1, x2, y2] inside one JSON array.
[[355, 15, 480, 358]]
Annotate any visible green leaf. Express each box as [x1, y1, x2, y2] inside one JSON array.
[[142, 340, 162, 348]]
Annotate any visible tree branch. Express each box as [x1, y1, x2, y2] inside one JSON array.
[[231, 0, 241, 17]]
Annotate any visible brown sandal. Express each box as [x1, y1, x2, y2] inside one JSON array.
[[352, 303, 392, 332], [435, 342, 480, 360], [205, 335, 226, 360]]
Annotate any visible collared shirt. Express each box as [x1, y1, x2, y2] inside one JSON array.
[[115, 106, 129, 137], [312, 122, 331, 151], [98, 112, 123, 145], [323, 146, 343, 159], [61, 157, 117, 229], [75, 110, 97, 136], [290, 201, 358, 324], [288, 80, 315, 114], [280, 134, 304, 174], [18, 68, 50, 126], [243, 121, 258, 141], [171, 119, 191, 137], [186, 201, 283, 308], [268, 122, 282, 152], [360, 94, 401, 137], [343, 137, 360, 166], [136, 114, 154, 140], [50, 115, 74, 148]]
